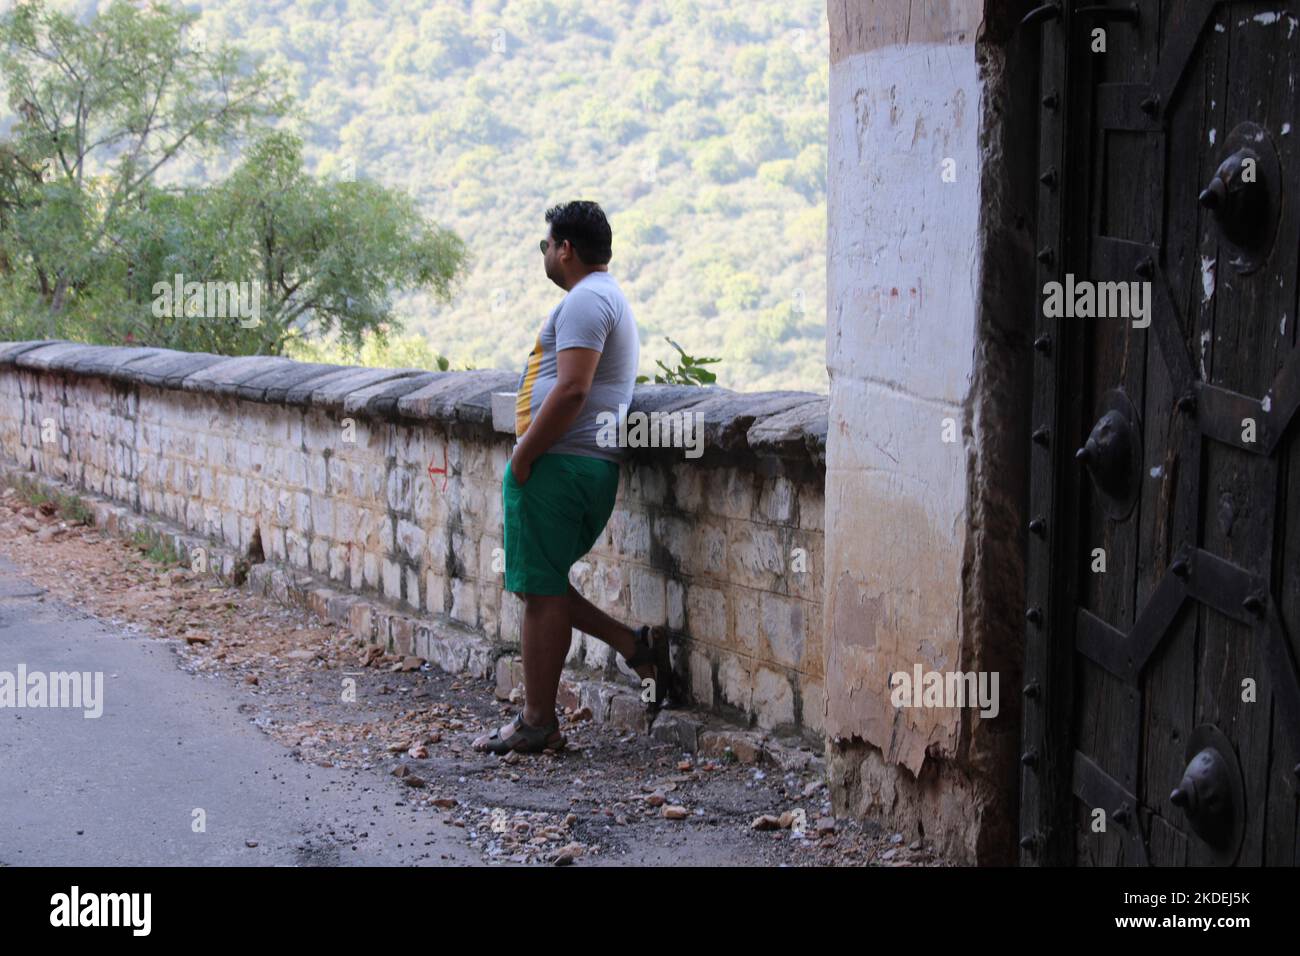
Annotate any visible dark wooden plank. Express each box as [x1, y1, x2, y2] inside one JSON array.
[[1071, 0, 1159, 866], [1263, 696, 1300, 865], [1271, 0, 1300, 874], [1134, 1, 1226, 861], [1021, 0, 1077, 867], [1188, 2, 1300, 868]]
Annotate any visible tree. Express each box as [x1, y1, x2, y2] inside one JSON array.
[[732, 111, 787, 165], [0, 2, 467, 357], [793, 143, 826, 198], [715, 271, 764, 312], [0, 0, 290, 324], [108, 131, 468, 355], [692, 138, 744, 184]]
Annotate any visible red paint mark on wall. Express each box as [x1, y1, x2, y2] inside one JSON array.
[[428, 446, 448, 492]]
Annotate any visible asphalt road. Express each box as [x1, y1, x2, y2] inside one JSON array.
[[0, 556, 478, 866]]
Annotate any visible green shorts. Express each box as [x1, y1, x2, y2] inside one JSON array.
[[503, 452, 620, 596]]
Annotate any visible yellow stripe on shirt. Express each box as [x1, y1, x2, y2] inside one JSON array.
[[515, 335, 543, 436]]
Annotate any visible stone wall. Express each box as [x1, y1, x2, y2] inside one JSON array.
[[0, 341, 828, 742]]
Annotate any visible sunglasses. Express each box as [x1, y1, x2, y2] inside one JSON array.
[[539, 238, 567, 254]]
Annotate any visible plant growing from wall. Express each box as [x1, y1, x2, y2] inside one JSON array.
[[637, 336, 721, 386]]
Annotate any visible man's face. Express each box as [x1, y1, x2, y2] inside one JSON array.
[[541, 227, 567, 289]]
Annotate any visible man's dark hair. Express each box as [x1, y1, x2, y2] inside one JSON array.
[[545, 200, 612, 265]]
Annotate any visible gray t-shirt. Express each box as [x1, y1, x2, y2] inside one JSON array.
[[514, 271, 639, 462]]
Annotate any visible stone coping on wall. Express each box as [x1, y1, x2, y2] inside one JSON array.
[[0, 341, 828, 468]]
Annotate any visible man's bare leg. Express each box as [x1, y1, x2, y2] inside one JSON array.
[[519, 592, 571, 731], [482, 588, 657, 743], [566, 585, 654, 681]]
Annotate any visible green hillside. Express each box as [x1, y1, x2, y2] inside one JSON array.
[[52, 0, 831, 392]]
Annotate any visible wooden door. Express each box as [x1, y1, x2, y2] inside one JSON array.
[[1021, 0, 1300, 865]]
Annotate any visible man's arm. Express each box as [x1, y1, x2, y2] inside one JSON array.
[[510, 346, 601, 482]]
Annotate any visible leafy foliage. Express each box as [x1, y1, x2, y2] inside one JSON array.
[[11, 475, 93, 525], [637, 336, 720, 386], [285, 330, 453, 371], [0, 0, 467, 358]]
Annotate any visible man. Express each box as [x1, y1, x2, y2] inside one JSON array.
[[473, 201, 673, 755]]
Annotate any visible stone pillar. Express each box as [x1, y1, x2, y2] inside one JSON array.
[[824, 0, 1036, 863]]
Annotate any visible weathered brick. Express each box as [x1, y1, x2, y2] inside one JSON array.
[[785, 534, 821, 602], [801, 678, 826, 735], [607, 508, 651, 560], [556, 679, 580, 711], [382, 559, 402, 600], [450, 531, 478, 579], [685, 585, 726, 644], [309, 537, 330, 574], [460, 481, 486, 522], [307, 456, 328, 494], [292, 491, 311, 533], [583, 631, 612, 670], [609, 693, 651, 734], [390, 615, 415, 656], [425, 571, 447, 614], [325, 592, 358, 628], [685, 520, 728, 578], [650, 712, 701, 751], [689, 649, 714, 708], [704, 468, 755, 520], [500, 592, 523, 643], [650, 513, 691, 570], [478, 582, 500, 639], [579, 681, 617, 723], [730, 588, 764, 656], [591, 560, 625, 609], [629, 567, 667, 624], [450, 578, 477, 626], [405, 567, 421, 610], [797, 486, 825, 531], [718, 653, 752, 710], [628, 463, 666, 505], [760, 592, 806, 668], [752, 667, 795, 731], [478, 536, 503, 583], [727, 522, 785, 590], [396, 518, 426, 562], [759, 476, 795, 523], [495, 655, 519, 700], [666, 579, 685, 630], [327, 545, 347, 581], [267, 527, 287, 562], [349, 602, 374, 642], [310, 494, 334, 540], [698, 729, 765, 764]]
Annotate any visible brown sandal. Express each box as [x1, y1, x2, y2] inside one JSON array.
[[472, 712, 565, 755], [625, 625, 675, 711]]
